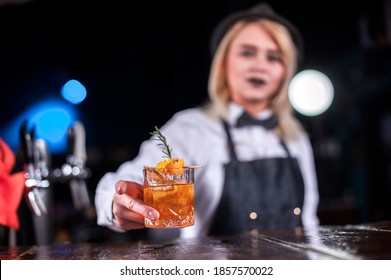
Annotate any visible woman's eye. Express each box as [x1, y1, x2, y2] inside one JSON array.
[[241, 50, 255, 57], [268, 55, 282, 62]]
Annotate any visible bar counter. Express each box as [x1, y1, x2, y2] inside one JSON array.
[[1, 221, 391, 260]]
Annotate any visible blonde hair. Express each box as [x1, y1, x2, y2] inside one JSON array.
[[205, 18, 304, 140]]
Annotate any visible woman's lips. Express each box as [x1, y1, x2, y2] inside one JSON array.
[[247, 77, 266, 87]]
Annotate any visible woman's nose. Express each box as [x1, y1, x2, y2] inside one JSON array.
[[250, 55, 268, 72]]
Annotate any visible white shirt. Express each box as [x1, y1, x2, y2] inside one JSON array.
[[94, 103, 319, 238]]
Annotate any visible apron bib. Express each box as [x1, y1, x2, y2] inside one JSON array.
[[209, 121, 305, 236]]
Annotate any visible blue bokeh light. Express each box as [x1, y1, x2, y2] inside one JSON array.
[[61, 79, 87, 104], [0, 99, 78, 154]]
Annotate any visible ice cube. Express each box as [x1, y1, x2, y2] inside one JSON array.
[[145, 166, 165, 185]]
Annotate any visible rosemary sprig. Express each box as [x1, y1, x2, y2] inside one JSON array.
[[150, 126, 172, 160]]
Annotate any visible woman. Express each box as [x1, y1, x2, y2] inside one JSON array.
[[95, 3, 319, 238]]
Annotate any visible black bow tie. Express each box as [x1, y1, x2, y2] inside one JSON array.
[[236, 112, 279, 129]]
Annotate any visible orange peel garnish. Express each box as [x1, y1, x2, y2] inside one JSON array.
[[156, 158, 184, 174]]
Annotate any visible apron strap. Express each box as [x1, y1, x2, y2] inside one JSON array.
[[279, 139, 292, 158], [222, 120, 238, 161]]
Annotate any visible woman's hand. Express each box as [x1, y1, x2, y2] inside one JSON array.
[[112, 180, 159, 230]]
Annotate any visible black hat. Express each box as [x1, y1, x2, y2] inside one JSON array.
[[210, 3, 304, 63]]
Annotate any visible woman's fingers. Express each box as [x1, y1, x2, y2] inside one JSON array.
[[112, 201, 145, 230], [112, 180, 160, 231], [115, 180, 142, 198], [114, 192, 159, 221]]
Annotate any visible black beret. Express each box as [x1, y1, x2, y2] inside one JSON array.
[[210, 2, 304, 64]]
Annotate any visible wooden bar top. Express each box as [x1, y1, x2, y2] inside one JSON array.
[[1, 221, 391, 260]]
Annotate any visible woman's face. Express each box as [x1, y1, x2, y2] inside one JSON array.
[[226, 22, 285, 113]]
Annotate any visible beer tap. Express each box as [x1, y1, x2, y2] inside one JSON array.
[[61, 121, 91, 210], [19, 121, 48, 216], [34, 138, 51, 180]]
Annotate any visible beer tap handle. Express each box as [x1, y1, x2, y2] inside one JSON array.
[[19, 120, 48, 216], [29, 126, 40, 169], [68, 121, 90, 210], [35, 138, 51, 184], [35, 139, 51, 170], [67, 125, 75, 160], [19, 120, 34, 168], [73, 121, 87, 164]]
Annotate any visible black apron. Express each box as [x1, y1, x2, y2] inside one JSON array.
[[209, 121, 305, 236]]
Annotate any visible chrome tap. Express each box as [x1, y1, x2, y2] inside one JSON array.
[[59, 121, 91, 210], [19, 121, 49, 216]]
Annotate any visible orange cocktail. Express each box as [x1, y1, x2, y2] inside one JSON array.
[[143, 166, 195, 228]]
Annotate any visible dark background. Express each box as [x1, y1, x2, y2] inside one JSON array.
[[1, 0, 391, 244]]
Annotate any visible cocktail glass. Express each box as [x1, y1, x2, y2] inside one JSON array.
[[143, 166, 195, 228]]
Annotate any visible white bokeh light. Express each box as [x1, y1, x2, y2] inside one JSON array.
[[288, 69, 334, 116]]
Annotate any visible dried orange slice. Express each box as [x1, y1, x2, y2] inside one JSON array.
[[156, 158, 184, 174], [165, 158, 184, 175], [156, 159, 171, 172]]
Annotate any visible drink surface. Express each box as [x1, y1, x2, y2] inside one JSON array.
[[144, 183, 194, 228]]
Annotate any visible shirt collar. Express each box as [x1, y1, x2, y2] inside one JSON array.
[[226, 102, 274, 126]]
